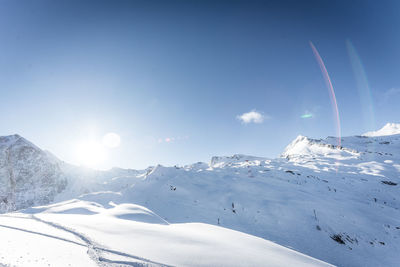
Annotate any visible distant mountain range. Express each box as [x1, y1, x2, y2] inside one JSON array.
[[1, 123, 399, 266]]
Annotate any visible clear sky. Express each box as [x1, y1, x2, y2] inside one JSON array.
[[0, 0, 399, 169]]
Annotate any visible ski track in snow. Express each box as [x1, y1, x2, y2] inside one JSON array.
[[1, 123, 400, 266], [30, 215, 171, 267], [0, 214, 170, 267]]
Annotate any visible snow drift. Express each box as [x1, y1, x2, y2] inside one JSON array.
[[0, 123, 399, 266]]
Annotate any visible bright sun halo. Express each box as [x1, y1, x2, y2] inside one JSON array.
[[76, 133, 121, 168], [102, 132, 121, 148], [76, 141, 106, 167]]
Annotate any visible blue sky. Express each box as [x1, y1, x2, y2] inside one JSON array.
[[0, 0, 399, 169]]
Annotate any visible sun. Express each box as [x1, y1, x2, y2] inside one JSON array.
[[75, 133, 121, 168], [76, 140, 107, 168]]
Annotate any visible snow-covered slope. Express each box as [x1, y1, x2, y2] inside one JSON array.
[[0, 135, 67, 213], [0, 200, 328, 267], [0, 134, 144, 213], [0, 123, 399, 266], [363, 122, 400, 137], [105, 135, 399, 267]]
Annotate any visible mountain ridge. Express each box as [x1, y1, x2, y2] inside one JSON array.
[[0, 123, 399, 266], [363, 122, 400, 137]]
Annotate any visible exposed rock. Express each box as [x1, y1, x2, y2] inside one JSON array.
[[0, 135, 67, 212]]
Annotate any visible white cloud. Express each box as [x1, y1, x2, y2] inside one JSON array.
[[237, 110, 267, 124], [158, 136, 189, 143]]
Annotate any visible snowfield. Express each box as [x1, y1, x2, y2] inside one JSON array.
[[0, 200, 330, 267], [1, 123, 400, 266]]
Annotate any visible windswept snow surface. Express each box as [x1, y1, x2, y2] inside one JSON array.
[[1, 123, 400, 266], [0, 213, 97, 267], [0, 201, 330, 267]]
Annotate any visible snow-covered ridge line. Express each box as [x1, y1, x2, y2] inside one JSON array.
[[363, 122, 400, 137], [0, 123, 400, 266], [281, 135, 359, 159], [1, 122, 399, 214], [210, 154, 268, 168]]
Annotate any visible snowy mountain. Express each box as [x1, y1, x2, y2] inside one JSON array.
[[0, 135, 67, 213], [363, 122, 400, 137], [1, 123, 400, 266]]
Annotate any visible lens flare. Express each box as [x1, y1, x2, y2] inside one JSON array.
[[346, 40, 375, 132], [310, 42, 341, 148], [301, 113, 313, 119]]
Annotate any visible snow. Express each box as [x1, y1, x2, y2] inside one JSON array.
[[0, 214, 97, 267], [363, 122, 400, 136], [1, 201, 330, 267], [1, 123, 400, 266], [0, 134, 67, 212]]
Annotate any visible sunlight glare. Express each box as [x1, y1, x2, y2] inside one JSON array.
[[76, 141, 107, 168], [102, 133, 121, 148]]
